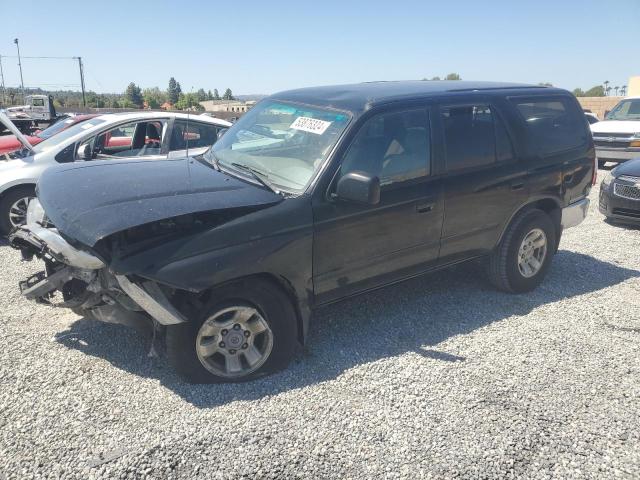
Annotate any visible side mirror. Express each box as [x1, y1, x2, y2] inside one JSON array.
[[335, 171, 380, 205], [217, 128, 228, 140], [76, 143, 92, 161]]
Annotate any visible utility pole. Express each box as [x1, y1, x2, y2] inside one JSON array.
[[76, 56, 86, 107], [0, 55, 6, 105], [13, 38, 25, 103]]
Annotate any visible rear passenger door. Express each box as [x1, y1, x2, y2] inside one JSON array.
[[168, 120, 222, 158], [438, 100, 527, 262]]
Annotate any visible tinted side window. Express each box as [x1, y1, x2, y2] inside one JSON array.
[[512, 97, 586, 155], [442, 105, 497, 171], [340, 109, 430, 187], [170, 121, 220, 151]]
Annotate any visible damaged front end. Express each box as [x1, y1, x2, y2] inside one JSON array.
[[9, 199, 187, 330]]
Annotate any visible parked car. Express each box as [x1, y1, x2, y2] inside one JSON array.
[[584, 111, 599, 124], [0, 114, 102, 157], [590, 97, 640, 167], [599, 157, 640, 224], [0, 111, 231, 234], [10, 81, 594, 383]]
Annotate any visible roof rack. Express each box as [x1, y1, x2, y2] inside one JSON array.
[[447, 85, 547, 93]]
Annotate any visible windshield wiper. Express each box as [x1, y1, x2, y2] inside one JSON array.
[[230, 162, 281, 195], [204, 148, 221, 171]]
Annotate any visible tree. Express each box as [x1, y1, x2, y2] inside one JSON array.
[[124, 82, 143, 108], [605, 86, 612, 96], [603, 80, 609, 95], [207, 89, 214, 100], [143, 87, 167, 109], [621, 85, 627, 96], [213, 89, 220, 100], [222, 88, 234, 100], [572, 88, 585, 97], [584, 85, 605, 97], [174, 92, 205, 111], [196, 88, 208, 102], [445, 73, 461, 80], [613, 86, 619, 96], [168, 77, 180, 104]]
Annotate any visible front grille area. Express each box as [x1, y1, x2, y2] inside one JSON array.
[[614, 183, 640, 201], [594, 140, 630, 149], [593, 133, 633, 139], [612, 207, 640, 219]]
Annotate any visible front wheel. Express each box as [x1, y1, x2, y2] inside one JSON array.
[[166, 279, 298, 383], [0, 186, 35, 235], [487, 209, 556, 293]]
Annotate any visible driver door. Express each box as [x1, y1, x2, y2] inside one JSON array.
[[312, 106, 444, 304]]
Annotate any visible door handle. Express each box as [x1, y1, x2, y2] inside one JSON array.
[[416, 203, 435, 213]]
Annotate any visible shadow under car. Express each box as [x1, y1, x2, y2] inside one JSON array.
[[54, 250, 639, 408]]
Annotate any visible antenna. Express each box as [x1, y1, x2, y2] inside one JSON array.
[[185, 86, 194, 157]]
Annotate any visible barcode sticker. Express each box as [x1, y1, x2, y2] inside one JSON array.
[[290, 116, 331, 135]]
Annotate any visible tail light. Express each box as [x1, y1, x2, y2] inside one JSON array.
[[592, 155, 597, 186]]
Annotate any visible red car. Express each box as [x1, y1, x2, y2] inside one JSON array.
[[0, 114, 102, 156]]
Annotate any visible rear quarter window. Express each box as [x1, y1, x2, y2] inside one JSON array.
[[510, 97, 588, 156]]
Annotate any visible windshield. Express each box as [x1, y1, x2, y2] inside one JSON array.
[[208, 101, 351, 193], [37, 117, 83, 139], [31, 118, 107, 153], [605, 99, 640, 121]]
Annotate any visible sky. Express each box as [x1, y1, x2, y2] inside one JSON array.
[[0, 0, 637, 96]]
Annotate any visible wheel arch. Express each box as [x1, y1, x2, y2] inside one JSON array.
[[0, 181, 37, 199], [174, 271, 307, 347], [498, 197, 562, 251]]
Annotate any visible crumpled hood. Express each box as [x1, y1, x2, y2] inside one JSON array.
[[591, 120, 640, 134], [37, 157, 283, 247]]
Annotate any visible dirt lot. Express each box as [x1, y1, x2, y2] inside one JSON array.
[[0, 171, 639, 479]]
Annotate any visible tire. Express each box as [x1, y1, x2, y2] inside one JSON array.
[[166, 278, 298, 383], [487, 209, 556, 293], [0, 185, 36, 236]]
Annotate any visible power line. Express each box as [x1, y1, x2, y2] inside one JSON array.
[[0, 55, 77, 60]]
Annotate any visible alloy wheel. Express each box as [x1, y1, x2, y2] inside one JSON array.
[[517, 228, 547, 278], [195, 305, 273, 378], [8, 196, 33, 228]]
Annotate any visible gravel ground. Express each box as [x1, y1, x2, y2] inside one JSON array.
[[0, 172, 639, 479]]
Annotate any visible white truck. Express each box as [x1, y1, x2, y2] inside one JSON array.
[[0, 94, 60, 134], [590, 96, 640, 167]]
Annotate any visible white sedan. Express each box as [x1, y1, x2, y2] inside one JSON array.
[[0, 111, 231, 234]]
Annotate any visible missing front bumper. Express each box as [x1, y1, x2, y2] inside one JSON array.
[[10, 222, 187, 326]]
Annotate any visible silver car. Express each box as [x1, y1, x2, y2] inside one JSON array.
[[0, 111, 231, 234]]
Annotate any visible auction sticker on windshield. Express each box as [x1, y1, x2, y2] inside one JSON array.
[[290, 116, 332, 135]]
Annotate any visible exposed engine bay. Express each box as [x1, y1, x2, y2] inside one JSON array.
[[9, 199, 188, 331]]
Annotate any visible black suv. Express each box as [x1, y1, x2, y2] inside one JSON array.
[[11, 81, 595, 383]]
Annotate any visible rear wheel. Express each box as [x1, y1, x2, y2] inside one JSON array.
[[487, 209, 556, 293], [0, 185, 35, 235], [166, 279, 298, 383]]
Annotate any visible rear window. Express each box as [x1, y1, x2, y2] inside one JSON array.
[[511, 97, 587, 155]]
